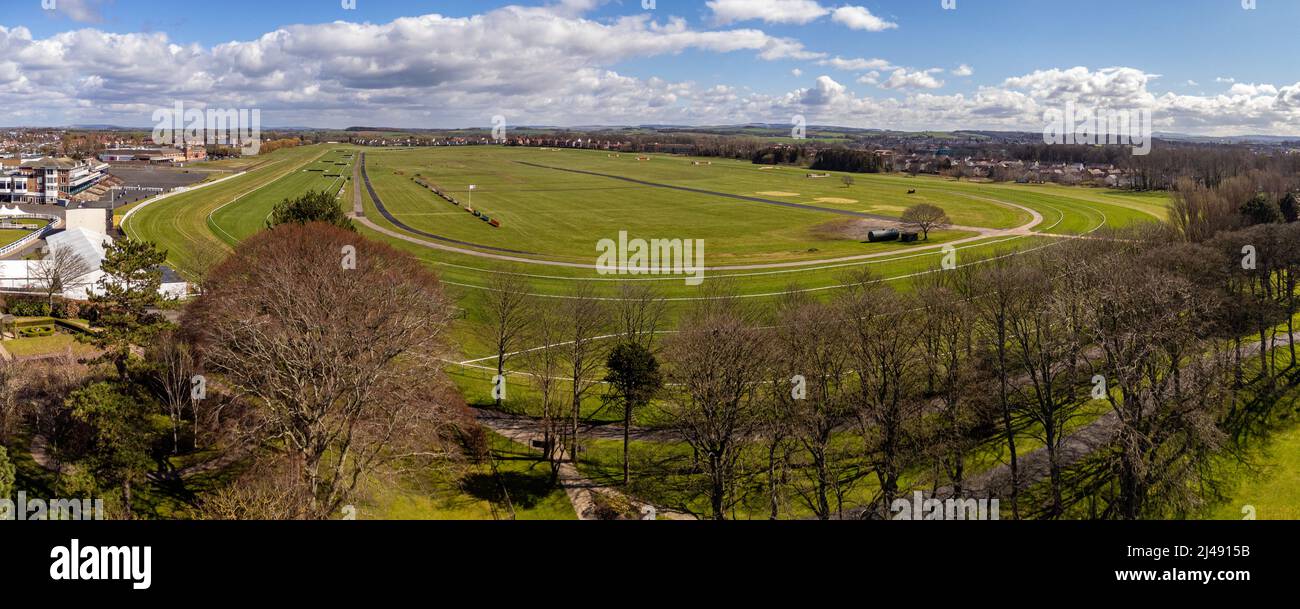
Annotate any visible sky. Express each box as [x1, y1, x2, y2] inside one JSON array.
[[2, 0, 1299, 135]]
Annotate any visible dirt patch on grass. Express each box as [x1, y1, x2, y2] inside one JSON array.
[[756, 191, 801, 197], [809, 218, 903, 241], [814, 197, 858, 204], [868, 205, 906, 213]]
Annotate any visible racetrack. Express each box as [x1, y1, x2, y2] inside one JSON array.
[[357, 151, 1049, 273]]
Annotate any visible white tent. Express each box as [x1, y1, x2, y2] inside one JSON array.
[[5, 226, 188, 301], [42, 227, 108, 301]]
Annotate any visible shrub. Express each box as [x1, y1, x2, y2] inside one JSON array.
[[52, 299, 83, 320], [6, 297, 50, 317], [19, 325, 55, 337]]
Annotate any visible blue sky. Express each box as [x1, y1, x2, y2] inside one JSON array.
[[4, 0, 1299, 133]]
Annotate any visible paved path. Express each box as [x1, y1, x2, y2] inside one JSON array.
[[475, 409, 693, 520], [351, 154, 364, 217]]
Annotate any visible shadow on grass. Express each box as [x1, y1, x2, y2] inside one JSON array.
[[461, 470, 556, 510]]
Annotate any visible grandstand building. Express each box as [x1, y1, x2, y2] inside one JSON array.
[[0, 157, 111, 205], [97, 145, 206, 164]]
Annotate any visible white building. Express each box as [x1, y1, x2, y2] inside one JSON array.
[[0, 209, 188, 300]]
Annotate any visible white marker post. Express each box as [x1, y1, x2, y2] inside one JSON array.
[[468, 184, 476, 210]]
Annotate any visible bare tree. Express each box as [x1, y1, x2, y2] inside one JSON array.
[[914, 273, 978, 496], [662, 291, 767, 520], [32, 244, 95, 305], [185, 223, 466, 519], [561, 283, 608, 464], [482, 270, 534, 408], [1004, 257, 1085, 517], [523, 299, 568, 482], [838, 270, 920, 518], [613, 281, 667, 352], [1085, 259, 1229, 519], [770, 292, 855, 519], [900, 203, 951, 240], [175, 238, 230, 294], [966, 256, 1026, 518], [145, 329, 201, 455]]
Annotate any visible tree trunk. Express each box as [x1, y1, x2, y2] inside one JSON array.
[[622, 401, 631, 486]]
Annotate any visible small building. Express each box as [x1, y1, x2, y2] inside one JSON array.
[[867, 229, 900, 243]]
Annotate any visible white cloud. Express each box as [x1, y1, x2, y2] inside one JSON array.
[[879, 68, 944, 90], [799, 75, 850, 106], [818, 56, 893, 71], [952, 64, 974, 77], [1002, 66, 1154, 106], [830, 6, 898, 32], [4, 10, 1299, 137], [49, 0, 105, 24], [706, 0, 829, 25]]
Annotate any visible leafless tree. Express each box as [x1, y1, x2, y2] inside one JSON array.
[[561, 282, 609, 463], [900, 203, 951, 240], [966, 256, 1026, 518], [482, 270, 534, 408], [769, 292, 855, 519], [145, 329, 202, 454], [837, 270, 921, 518], [523, 298, 569, 481], [914, 272, 978, 496], [662, 287, 767, 520], [175, 239, 230, 294], [185, 223, 467, 519], [1004, 257, 1086, 516], [32, 244, 95, 305], [1085, 259, 1230, 519], [613, 281, 667, 352]]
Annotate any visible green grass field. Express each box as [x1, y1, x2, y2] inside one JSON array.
[[3, 333, 99, 358], [121, 144, 334, 274], [128, 144, 1166, 303], [0, 228, 33, 248]]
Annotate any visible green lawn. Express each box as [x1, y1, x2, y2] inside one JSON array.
[[208, 149, 354, 244], [1208, 422, 1300, 520], [356, 432, 575, 520], [3, 333, 99, 358], [0, 228, 32, 248], [121, 144, 337, 276], [124, 143, 1173, 422]]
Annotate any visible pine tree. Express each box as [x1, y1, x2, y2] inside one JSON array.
[[84, 238, 170, 379]]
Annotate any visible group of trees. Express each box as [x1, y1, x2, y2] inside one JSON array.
[[809, 149, 890, 174], [1171, 169, 1300, 242], [479, 213, 1300, 520], [1, 210, 474, 519], [751, 146, 810, 166]]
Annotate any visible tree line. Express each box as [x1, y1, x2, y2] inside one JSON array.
[[483, 214, 1300, 519]]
